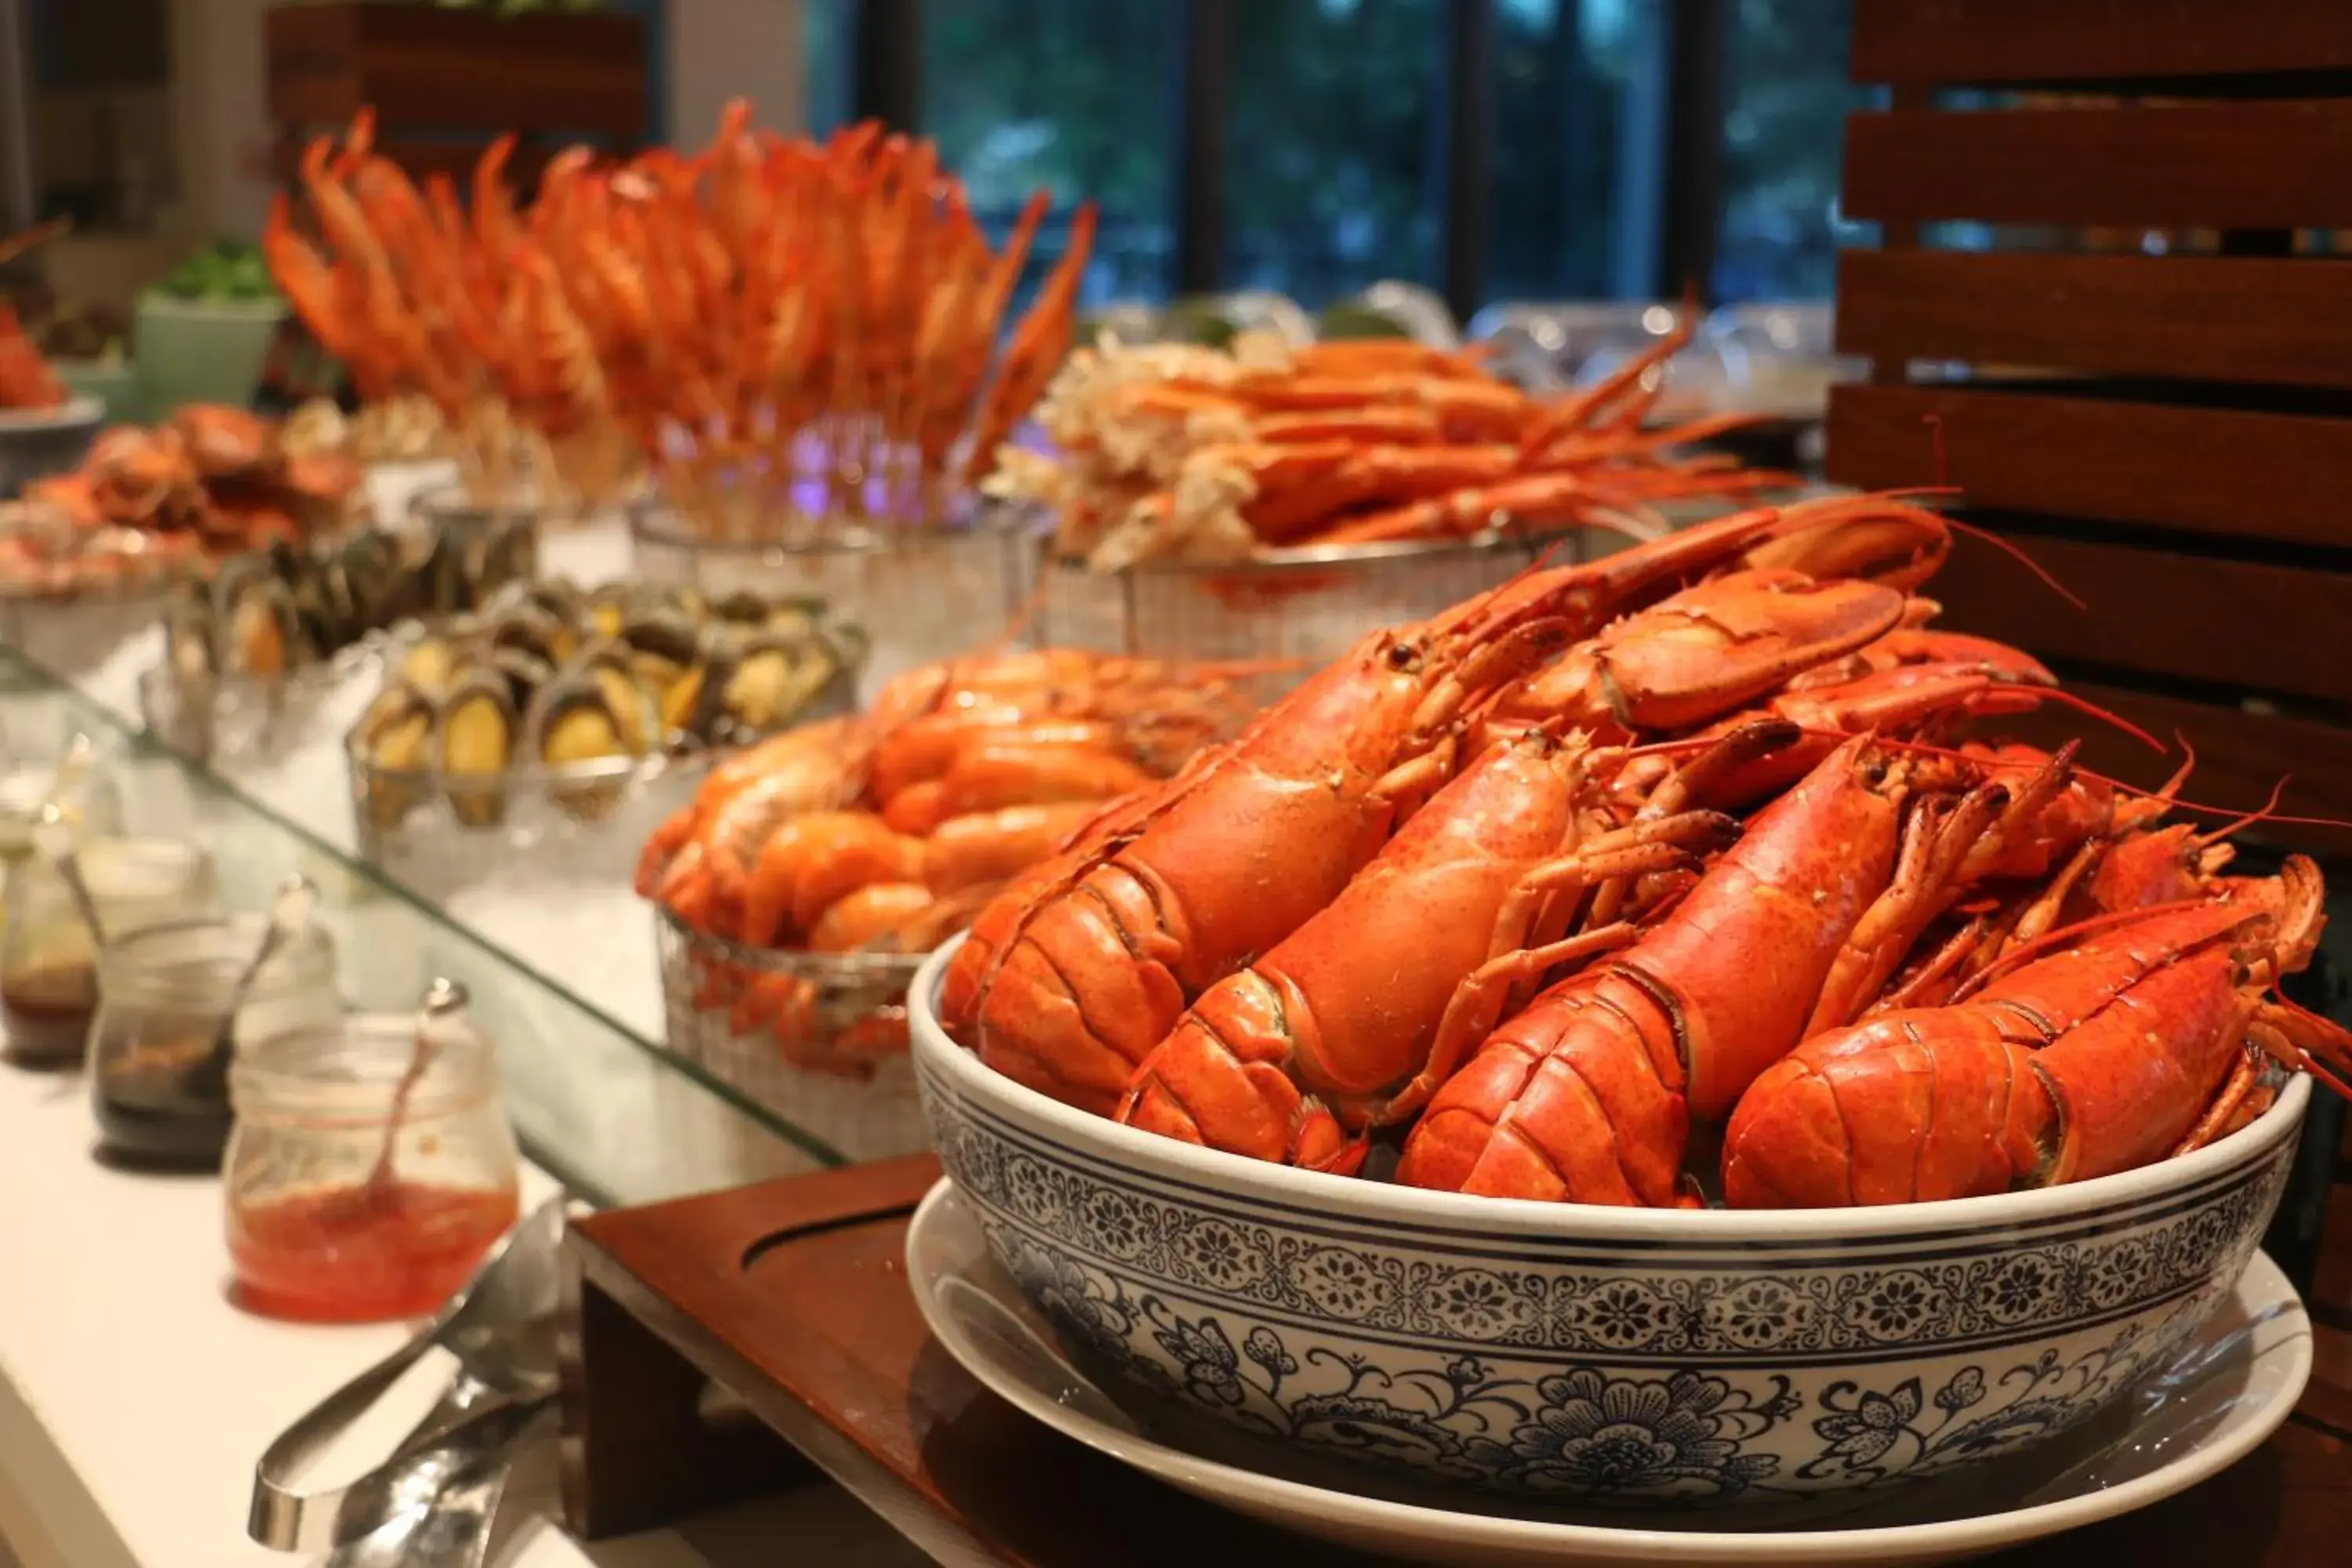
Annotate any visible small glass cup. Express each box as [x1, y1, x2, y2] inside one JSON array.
[[0, 753, 124, 866], [225, 1000, 522, 1323], [1, 838, 217, 1065], [89, 913, 341, 1170]]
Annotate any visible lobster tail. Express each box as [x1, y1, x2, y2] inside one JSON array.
[[1398, 970, 1690, 1206], [1722, 1012, 2053, 1207]]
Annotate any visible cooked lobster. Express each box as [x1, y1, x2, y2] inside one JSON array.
[[1116, 728, 1742, 1169], [941, 495, 1955, 1116], [1723, 859, 2352, 1207], [1394, 735, 2020, 1206]]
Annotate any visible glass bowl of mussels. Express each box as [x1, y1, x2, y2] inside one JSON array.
[[141, 509, 542, 764], [344, 579, 865, 892]]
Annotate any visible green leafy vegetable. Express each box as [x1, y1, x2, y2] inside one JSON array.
[[156, 238, 281, 304]]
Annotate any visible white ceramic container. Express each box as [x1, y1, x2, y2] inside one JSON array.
[[909, 937, 2307, 1505]]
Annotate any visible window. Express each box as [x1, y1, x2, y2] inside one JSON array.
[[809, 0, 1865, 318], [920, 0, 1180, 305], [1221, 0, 1447, 308], [802, 0, 857, 141], [1486, 0, 1669, 303], [23, 0, 174, 233], [1712, 0, 1871, 303]]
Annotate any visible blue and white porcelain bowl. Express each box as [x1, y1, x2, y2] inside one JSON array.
[[909, 938, 2307, 1506]]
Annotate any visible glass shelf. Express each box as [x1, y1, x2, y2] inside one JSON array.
[[0, 644, 828, 1207]]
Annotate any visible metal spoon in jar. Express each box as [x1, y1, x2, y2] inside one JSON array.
[[32, 808, 107, 949], [186, 874, 318, 1101], [366, 977, 470, 1200]]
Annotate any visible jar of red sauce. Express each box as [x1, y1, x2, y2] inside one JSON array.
[[224, 996, 521, 1323]]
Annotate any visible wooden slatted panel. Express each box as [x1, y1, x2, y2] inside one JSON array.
[[1850, 0, 2352, 85], [1843, 0, 2352, 1369], [1844, 101, 2352, 229], [1826, 384, 2352, 549], [1928, 532, 2352, 708], [1836, 252, 2352, 389], [1992, 681, 2352, 851], [268, 136, 561, 194], [266, 5, 645, 140]]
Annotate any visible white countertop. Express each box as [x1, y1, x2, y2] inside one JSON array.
[[0, 1058, 920, 1568], [0, 465, 931, 1568]]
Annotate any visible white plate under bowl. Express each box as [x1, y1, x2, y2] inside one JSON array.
[[909, 1179, 2310, 1567]]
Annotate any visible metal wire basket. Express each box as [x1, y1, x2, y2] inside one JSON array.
[[652, 905, 931, 1162], [1035, 528, 1622, 699], [630, 503, 1040, 700]]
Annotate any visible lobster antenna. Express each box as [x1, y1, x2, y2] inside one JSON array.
[[2157, 732, 2198, 801], [1863, 472, 2085, 611], [1944, 515, 2087, 612], [1824, 732, 2352, 830], [1998, 682, 2165, 752], [1951, 898, 2217, 1000], [2266, 993, 2352, 1101], [2195, 775, 2292, 849]]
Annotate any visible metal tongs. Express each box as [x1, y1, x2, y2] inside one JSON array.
[[249, 1197, 568, 1556]]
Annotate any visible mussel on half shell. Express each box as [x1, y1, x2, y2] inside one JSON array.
[[392, 635, 464, 701], [615, 611, 709, 734], [349, 679, 437, 831], [525, 645, 659, 822], [482, 599, 576, 671], [709, 631, 846, 743], [435, 666, 517, 828], [479, 575, 579, 627], [161, 577, 215, 688], [211, 555, 309, 680]]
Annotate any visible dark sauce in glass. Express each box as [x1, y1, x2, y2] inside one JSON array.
[[2, 963, 99, 1065], [92, 1016, 234, 1171]]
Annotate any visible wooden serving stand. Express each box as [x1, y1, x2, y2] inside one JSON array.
[[559, 1155, 2352, 1565]]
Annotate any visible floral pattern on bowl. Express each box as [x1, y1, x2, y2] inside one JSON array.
[[909, 940, 2306, 1504]]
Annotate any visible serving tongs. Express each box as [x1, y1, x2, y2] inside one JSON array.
[[249, 1196, 568, 1555]]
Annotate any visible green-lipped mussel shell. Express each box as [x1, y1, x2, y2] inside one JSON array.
[[435, 669, 514, 828]]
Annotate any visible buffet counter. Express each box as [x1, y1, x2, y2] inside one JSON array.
[[0, 524, 924, 1564], [0, 1051, 923, 1568]]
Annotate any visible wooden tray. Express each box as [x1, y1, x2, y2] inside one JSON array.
[[559, 1156, 2352, 1565], [559, 1155, 1418, 1565]]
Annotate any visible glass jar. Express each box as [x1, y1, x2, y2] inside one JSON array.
[[225, 1006, 521, 1323], [89, 913, 341, 1170], [0, 757, 124, 866], [1, 839, 217, 1065]]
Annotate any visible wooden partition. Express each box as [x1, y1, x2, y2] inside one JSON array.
[[264, 2, 648, 188], [1826, 0, 2352, 852]]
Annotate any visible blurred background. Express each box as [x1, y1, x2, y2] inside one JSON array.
[[0, 0, 1868, 360]]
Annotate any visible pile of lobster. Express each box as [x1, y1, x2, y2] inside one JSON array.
[[267, 103, 1093, 534], [0, 406, 363, 597], [634, 648, 1252, 1074], [0, 221, 69, 412], [940, 493, 2352, 1208], [988, 321, 1785, 570], [0, 302, 64, 413]]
